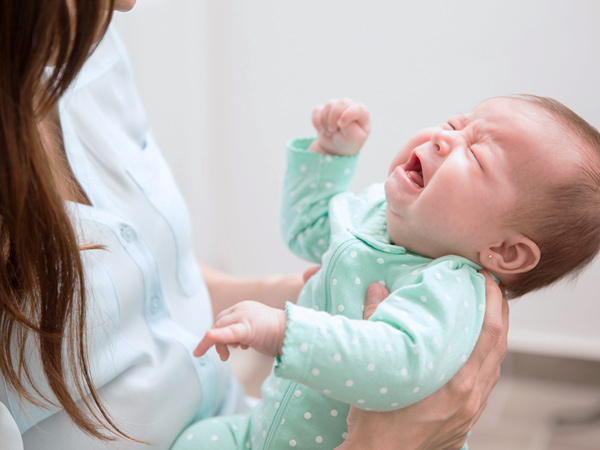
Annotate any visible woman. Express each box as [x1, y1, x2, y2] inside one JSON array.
[[0, 1, 507, 449]]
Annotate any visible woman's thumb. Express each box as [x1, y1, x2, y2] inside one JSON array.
[[363, 283, 389, 320]]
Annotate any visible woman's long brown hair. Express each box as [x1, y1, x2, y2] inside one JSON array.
[[0, 0, 133, 441]]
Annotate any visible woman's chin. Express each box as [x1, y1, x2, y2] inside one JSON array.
[[114, 0, 137, 12]]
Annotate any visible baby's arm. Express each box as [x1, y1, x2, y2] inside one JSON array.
[[336, 272, 508, 450], [276, 262, 486, 412], [281, 99, 370, 262], [196, 261, 486, 412]]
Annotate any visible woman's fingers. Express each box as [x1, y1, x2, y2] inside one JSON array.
[[302, 265, 321, 283], [440, 271, 508, 432], [363, 282, 389, 320], [465, 271, 506, 369], [474, 291, 508, 407]]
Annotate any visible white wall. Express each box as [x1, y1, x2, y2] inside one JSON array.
[[114, 0, 600, 360]]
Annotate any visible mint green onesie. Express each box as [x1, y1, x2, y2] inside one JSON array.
[[172, 138, 486, 450]]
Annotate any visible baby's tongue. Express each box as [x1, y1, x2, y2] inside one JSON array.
[[407, 170, 424, 188]]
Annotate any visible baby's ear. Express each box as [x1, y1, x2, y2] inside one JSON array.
[[479, 235, 540, 275]]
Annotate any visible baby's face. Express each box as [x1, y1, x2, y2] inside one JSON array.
[[384, 97, 577, 260]]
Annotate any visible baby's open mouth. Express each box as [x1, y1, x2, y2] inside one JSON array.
[[404, 153, 424, 188]]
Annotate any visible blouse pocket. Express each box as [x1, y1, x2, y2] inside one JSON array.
[[125, 134, 201, 297]]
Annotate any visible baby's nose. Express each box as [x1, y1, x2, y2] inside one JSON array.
[[431, 129, 456, 156]]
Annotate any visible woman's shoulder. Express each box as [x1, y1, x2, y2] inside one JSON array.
[[63, 27, 131, 96]]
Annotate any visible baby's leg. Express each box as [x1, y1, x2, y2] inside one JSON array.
[[171, 414, 252, 450]]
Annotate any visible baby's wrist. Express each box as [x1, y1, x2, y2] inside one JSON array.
[[308, 139, 361, 156], [307, 139, 329, 155]]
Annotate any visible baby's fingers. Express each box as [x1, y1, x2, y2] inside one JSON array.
[[215, 343, 231, 361], [193, 335, 218, 357], [312, 105, 325, 133], [338, 103, 371, 133], [206, 322, 251, 346], [327, 98, 353, 133], [320, 101, 335, 134], [193, 321, 250, 357]]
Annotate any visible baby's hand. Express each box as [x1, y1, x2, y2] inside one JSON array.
[[309, 98, 371, 156], [194, 301, 288, 361]]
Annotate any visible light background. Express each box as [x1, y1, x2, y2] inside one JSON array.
[[114, 0, 600, 360]]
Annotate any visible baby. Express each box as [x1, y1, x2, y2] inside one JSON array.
[[173, 95, 600, 450]]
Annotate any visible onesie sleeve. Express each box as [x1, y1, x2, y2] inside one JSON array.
[[274, 258, 487, 411], [280, 137, 359, 263]]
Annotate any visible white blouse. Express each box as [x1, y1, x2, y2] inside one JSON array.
[[0, 27, 245, 450]]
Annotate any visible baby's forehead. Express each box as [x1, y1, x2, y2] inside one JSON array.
[[472, 97, 542, 122], [477, 98, 580, 178], [469, 97, 560, 141]]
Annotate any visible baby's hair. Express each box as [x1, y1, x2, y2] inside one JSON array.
[[503, 95, 600, 298]]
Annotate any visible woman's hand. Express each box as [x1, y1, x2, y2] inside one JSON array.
[[336, 271, 508, 450]]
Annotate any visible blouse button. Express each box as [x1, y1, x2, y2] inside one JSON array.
[[120, 225, 136, 242], [149, 296, 161, 314]]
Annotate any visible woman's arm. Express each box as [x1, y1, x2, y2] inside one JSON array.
[[200, 263, 304, 319], [336, 271, 508, 450]]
